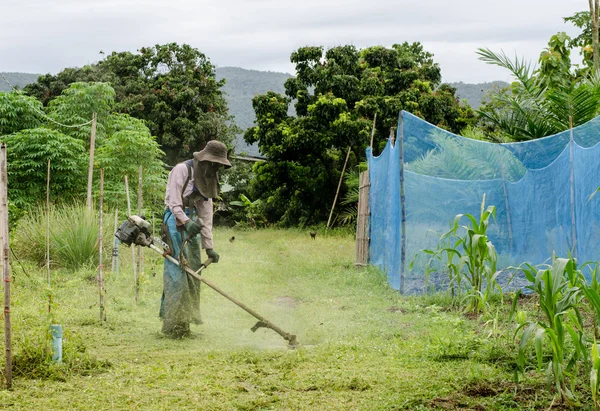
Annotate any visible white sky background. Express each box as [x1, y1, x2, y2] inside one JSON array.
[[0, 0, 587, 83]]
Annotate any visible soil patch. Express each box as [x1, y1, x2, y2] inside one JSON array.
[[274, 296, 298, 308]]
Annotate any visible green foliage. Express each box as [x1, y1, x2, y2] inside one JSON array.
[[477, 33, 600, 141], [413, 195, 500, 313], [25, 43, 237, 164], [46, 82, 115, 142], [246, 43, 475, 225], [96, 113, 167, 210], [230, 194, 265, 228], [1, 82, 167, 215], [0, 127, 86, 208], [515, 257, 586, 404], [592, 340, 600, 409], [13, 327, 111, 381], [13, 203, 113, 270], [0, 92, 42, 135]]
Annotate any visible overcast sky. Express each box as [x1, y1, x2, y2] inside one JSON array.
[[0, 0, 587, 83]]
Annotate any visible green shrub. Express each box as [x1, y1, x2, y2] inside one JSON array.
[[10, 327, 111, 381]]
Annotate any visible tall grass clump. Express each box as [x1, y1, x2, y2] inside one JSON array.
[[412, 194, 500, 313], [13, 203, 113, 270]]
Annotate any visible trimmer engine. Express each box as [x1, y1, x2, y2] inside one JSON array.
[[115, 215, 153, 247]]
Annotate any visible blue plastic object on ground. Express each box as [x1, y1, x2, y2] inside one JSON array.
[[50, 324, 62, 363]]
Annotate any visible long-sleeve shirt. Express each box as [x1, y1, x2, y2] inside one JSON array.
[[164, 163, 214, 249]]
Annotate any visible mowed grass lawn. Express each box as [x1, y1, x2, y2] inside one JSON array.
[[0, 228, 558, 410]]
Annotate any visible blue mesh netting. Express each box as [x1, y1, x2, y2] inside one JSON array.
[[368, 111, 600, 293]]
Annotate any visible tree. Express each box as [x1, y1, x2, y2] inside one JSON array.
[[477, 32, 600, 142], [244, 43, 474, 226], [1, 83, 167, 211], [0, 92, 42, 135], [25, 43, 237, 164], [0, 128, 86, 208]]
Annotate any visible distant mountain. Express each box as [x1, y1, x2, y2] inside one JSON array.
[[0, 70, 508, 155], [0, 72, 41, 92], [449, 81, 509, 109], [215, 67, 293, 156]]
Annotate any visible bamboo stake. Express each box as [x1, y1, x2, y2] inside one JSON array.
[[136, 166, 143, 284], [1, 143, 12, 389], [326, 146, 352, 231], [369, 112, 377, 149], [124, 176, 137, 303], [111, 208, 119, 275], [398, 113, 406, 293], [98, 169, 106, 321], [86, 113, 97, 212], [46, 159, 51, 313], [569, 116, 578, 258]]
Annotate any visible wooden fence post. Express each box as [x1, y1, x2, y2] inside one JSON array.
[[124, 176, 138, 304], [46, 159, 52, 314], [99, 169, 106, 321], [86, 113, 97, 212], [355, 171, 370, 267], [1, 143, 12, 389], [136, 166, 144, 285]]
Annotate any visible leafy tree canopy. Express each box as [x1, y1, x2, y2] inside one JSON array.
[[24, 43, 237, 164], [244, 43, 474, 226], [0, 83, 166, 212], [0, 92, 42, 135]]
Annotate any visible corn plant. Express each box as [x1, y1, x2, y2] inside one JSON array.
[[591, 340, 600, 410], [515, 257, 586, 404], [412, 194, 500, 312]]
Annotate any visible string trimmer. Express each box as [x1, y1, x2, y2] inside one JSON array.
[[115, 215, 299, 348]]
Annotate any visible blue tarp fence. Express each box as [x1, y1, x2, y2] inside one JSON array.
[[368, 111, 600, 293]]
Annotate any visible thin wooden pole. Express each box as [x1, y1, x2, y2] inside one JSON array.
[[326, 146, 352, 231], [355, 171, 370, 267], [124, 176, 137, 304], [46, 159, 51, 314], [111, 208, 119, 275], [1, 143, 12, 389], [86, 113, 98, 212], [398, 113, 406, 293], [569, 116, 578, 258], [136, 166, 143, 284], [98, 169, 106, 322], [369, 112, 377, 149], [124, 176, 131, 216]]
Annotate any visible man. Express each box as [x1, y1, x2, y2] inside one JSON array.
[[160, 140, 231, 338]]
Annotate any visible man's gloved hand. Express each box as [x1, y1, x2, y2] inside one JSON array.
[[184, 219, 202, 239], [206, 248, 220, 263]]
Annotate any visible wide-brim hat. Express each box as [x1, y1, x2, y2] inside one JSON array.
[[193, 140, 231, 168]]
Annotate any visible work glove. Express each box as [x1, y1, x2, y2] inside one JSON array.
[[184, 219, 202, 239], [206, 248, 220, 263]]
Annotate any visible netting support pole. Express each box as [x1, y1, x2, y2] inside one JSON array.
[[398, 112, 406, 293], [569, 116, 578, 259], [496, 146, 514, 252]]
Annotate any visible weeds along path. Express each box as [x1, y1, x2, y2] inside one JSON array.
[[0, 229, 545, 409]]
